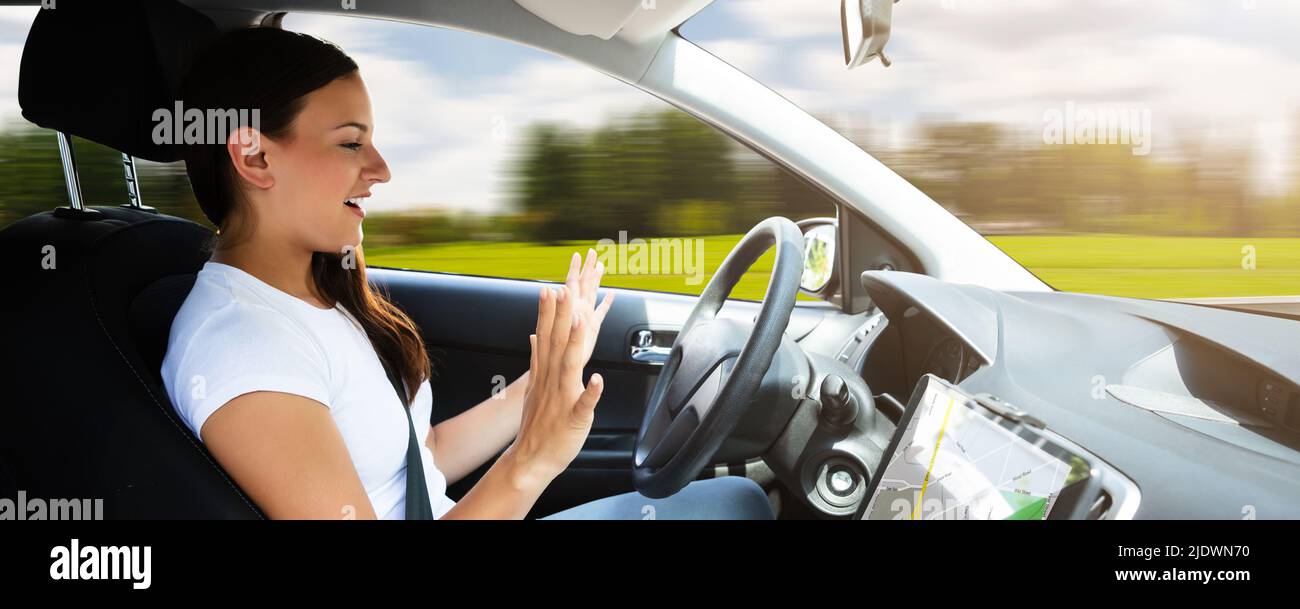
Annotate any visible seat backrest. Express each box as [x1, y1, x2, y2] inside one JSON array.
[[0, 206, 263, 518], [131, 274, 200, 386], [0, 0, 263, 518]]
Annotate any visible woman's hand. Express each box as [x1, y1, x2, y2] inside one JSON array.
[[506, 250, 615, 486], [566, 248, 613, 365]]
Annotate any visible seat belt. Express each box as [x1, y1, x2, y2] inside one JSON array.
[[381, 359, 435, 520]]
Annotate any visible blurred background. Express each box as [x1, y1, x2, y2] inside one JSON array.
[[0, 1, 1297, 301]]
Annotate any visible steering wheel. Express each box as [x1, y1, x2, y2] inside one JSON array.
[[632, 217, 805, 498]]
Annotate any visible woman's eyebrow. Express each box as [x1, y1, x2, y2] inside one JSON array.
[[332, 121, 370, 133]]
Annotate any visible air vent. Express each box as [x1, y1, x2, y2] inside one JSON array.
[[1259, 378, 1288, 422], [837, 336, 862, 362], [838, 313, 885, 363]]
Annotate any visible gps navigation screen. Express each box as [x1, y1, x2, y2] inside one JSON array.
[[862, 376, 1087, 520]]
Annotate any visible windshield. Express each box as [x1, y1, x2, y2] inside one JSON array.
[[680, 1, 1300, 303]]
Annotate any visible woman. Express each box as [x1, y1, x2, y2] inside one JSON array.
[[161, 27, 773, 520]]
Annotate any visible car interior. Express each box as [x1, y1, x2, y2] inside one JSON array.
[[4, 1, 1300, 521]]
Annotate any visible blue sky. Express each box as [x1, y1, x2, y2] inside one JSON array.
[[1, 1, 1297, 213]]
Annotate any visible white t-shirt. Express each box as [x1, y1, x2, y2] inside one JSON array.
[[161, 261, 456, 519]]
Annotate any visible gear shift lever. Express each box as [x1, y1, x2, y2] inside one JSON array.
[[819, 374, 858, 427]]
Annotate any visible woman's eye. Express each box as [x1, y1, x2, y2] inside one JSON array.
[[341, 142, 363, 151]]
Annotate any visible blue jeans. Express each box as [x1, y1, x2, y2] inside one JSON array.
[[540, 476, 775, 520]]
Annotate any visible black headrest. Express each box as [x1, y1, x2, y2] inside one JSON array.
[[18, 0, 219, 162]]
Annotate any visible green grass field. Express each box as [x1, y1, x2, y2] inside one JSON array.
[[990, 235, 1300, 298], [365, 234, 1300, 300]]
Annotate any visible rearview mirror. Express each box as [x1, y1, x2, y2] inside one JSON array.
[[841, 0, 896, 69]]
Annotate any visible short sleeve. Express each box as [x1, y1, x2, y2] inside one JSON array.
[[165, 302, 333, 441]]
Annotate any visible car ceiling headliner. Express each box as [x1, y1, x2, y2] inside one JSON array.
[[185, 0, 712, 83], [1, 0, 714, 83]]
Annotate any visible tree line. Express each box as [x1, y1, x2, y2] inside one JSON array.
[[1, 108, 1296, 243]]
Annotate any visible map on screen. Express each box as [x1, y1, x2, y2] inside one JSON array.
[[862, 376, 1080, 520]]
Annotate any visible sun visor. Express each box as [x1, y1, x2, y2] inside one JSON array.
[[514, 0, 713, 42], [18, 0, 218, 162]]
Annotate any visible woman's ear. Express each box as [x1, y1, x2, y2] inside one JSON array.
[[226, 126, 274, 190]]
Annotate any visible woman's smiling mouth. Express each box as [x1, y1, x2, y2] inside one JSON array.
[[344, 196, 367, 218]]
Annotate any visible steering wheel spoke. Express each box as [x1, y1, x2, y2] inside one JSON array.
[[638, 405, 699, 470], [668, 357, 731, 417]]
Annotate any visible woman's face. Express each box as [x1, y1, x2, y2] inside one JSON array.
[[255, 72, 390, 253]]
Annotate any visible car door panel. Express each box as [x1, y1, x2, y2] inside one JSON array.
[[370, 267, 830, 515]]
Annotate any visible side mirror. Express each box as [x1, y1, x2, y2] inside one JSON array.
[[841, 0, 897, 69], [798, 219, 838, 294]]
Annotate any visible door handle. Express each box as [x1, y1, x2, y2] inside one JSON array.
[[630, 329, 673, 365]]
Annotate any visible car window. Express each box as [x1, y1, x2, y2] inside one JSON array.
[[0, 131, 205, 229], [274, 13, 836, 301], [0, 8, 836, 302]]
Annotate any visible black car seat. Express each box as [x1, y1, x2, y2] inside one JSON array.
[[0, 1, 263, 518]]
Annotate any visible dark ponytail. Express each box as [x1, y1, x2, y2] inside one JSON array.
[[179, 27, 430, 404]]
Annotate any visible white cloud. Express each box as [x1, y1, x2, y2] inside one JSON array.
[[0, 42, 26, 125], [0, 8, 36, 125], [723, 0, 838, 40], [0, 5, 35, 33], [697, 38, 774, 77]]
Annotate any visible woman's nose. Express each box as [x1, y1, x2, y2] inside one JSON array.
[[365, 145, 391, 184]]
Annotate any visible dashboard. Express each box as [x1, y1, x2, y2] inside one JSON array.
[[780, 270, 1300, 519]]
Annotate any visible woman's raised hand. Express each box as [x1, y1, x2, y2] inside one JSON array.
[[509, 249, 615, 485], [567, 249, 614, 365]]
